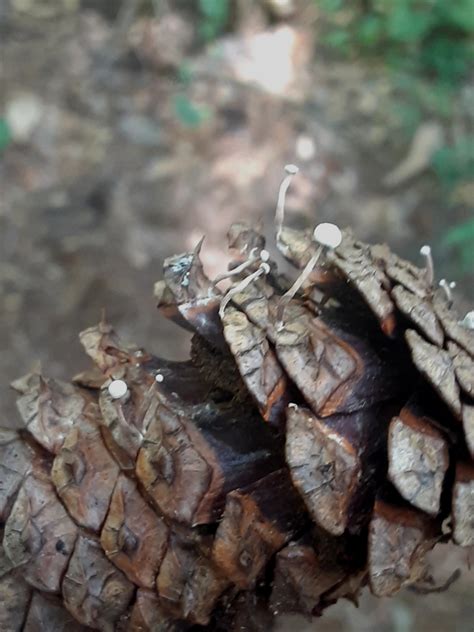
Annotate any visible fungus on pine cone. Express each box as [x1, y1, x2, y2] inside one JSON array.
[[1, 219, 473, 631]]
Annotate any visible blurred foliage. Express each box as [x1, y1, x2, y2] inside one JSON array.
[[317, 0, 474, 275], [442, 216, 474, 271], [173, 59, 211, 128], [198, 0, 231, 41], [317, 0, 474, 83], [316, 0, 474, 125], [0, 119, 12, 152], [435, 138, 474, 271], [173, 94, 210, 128], [432, 138, 474, 191]]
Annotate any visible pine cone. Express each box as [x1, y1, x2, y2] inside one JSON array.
[[1, 217, 473, 631]]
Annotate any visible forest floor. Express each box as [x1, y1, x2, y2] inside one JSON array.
[[0, 2, 472, 630]]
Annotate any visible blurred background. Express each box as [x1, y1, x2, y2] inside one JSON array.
[[0, 1, 473, 629]]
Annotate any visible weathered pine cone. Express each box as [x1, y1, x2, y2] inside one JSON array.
[[1, 218, 473, 631]]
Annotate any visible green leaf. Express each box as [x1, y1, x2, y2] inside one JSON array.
[[387, 5, 433, 43], [198, 0, 230, 40], [442, 0, 474, 32], [0, 118, 12, 152], [459, 247, 474, 272], [199, 0, 229, 21], [442, 218, 474, 272], [442, 218, 474, 248], [356, 15, 383, 48], [318, 0, 344, 12], [420, 37, 471, 83], [177, 62, 193, 86], [323, 29, 350, 52], [432, 139, 474, 190], [173, 94, 210, 129]]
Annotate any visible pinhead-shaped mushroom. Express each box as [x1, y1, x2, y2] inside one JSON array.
[[285, 164, 299, 175], [313, 223, 343, 249], [108, 379, 128, 400], [439, 279, 456, 306]]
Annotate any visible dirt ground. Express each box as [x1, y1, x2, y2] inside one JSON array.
[[0, 1, 473, 630]]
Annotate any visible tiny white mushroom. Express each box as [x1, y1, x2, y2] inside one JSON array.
[[313, 222, 343, 249], [420, 244, 435, 287], [155, 373, 164, 383], [439, 279, 456, 306], [108, 379, 128, 400], [277, 222, 342, 325]]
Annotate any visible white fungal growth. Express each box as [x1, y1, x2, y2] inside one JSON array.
[[460, 311, 474, 330], [439, 279, 456, 305], [313, 223, 343, 249], [420, 244, 435, 286], [439, 279, 456, 290], [155, 373, 164, 383], [260, 249, 270, 262], [285, 164, 299, 175], [108, 379, 128, 400], [276, 222, 342, 327]]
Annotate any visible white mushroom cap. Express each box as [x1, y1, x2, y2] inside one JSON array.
[[439, 279, 456, 290], [420, 245, 431, 256], [155, 373, 164, 383], [284, 164, 299, 175], [260, 249, 270, 262], [313, 223, 342, 249], [108, 379, 128, 400]]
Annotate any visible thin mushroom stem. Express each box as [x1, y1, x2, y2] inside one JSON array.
[[276, 245, 323, 326], [275, 164, 299, 240], [212, 248, 260, 285], [219, 262, 271, 319]]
